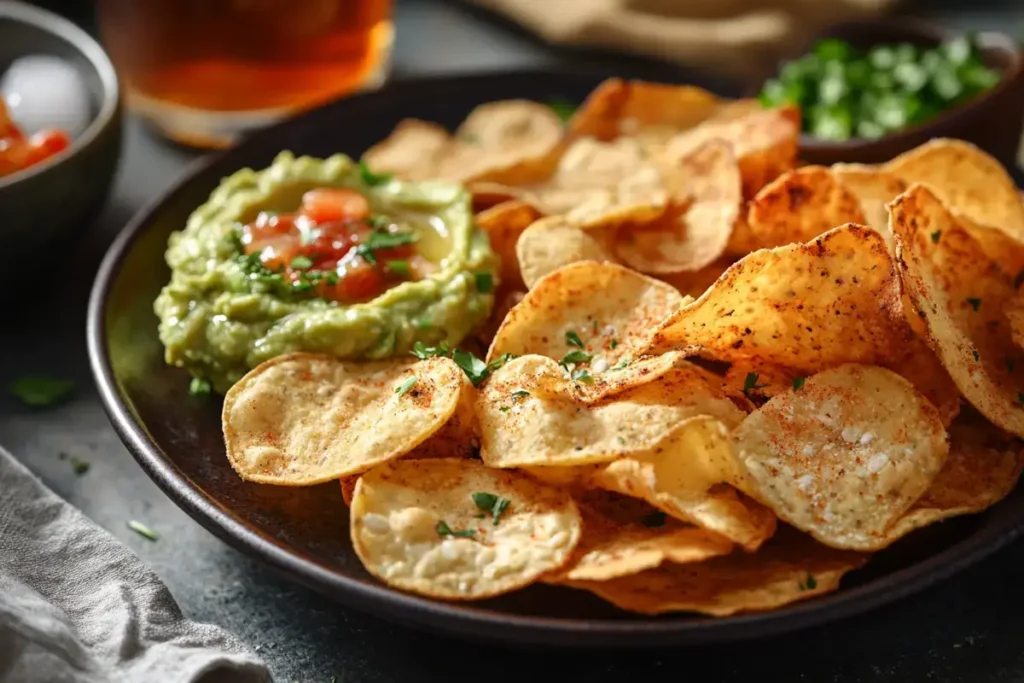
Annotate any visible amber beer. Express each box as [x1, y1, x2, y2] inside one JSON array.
[[96, 0, 394, 148]]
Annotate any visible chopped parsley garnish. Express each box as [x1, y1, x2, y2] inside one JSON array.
[[453, 348, 492, 387], [395, 375, 417, 397], [799, 574, 818, 591], [189, 377, 212, 397], [499, 406, 511, 413], [792, 377, 806, 390], [71, 457, 90, 476], [9, 377, 75, 408], [571, 368, 594, 384], [359, 160, 393, 186], [127, 520, 160, 541], [560, 350, 592, 365], [386, 259, 411, 277], [355, 228, 418, 265], [610, 357, 632, 371], [742, 372, 767, 396], [966, 297, 982, 311], [565, 331, 585, 348], [973, 348, 980, 362], [435, 520, 475, 538], [642, 511, 667, 528], [930, 230, 941, 243], [411, 340, 451, 359], [471, 492, 512, 525], [368, 214, 391, 230], [475, 272, 494, 293], [291, 255, 314, 270], [609, 339, 619, 349], [511, 390, 530, 400], [547, 99, 577, 123]]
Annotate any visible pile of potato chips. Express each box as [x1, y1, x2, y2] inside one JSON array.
[[221, 79, 1024, 617]]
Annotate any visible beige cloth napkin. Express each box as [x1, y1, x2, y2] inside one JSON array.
[[464, 0, 899, 77]]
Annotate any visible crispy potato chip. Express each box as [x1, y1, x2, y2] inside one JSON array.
[[361, 119, 452, 181], [734, 364, 949, 551], [478, 355, 746, 468], [890, 184, 1024, 438], [490, 260, 684, 369], [223, 353, 465, 484], [655, 258, 733, 299], [960, 216, 1024, 281], [662, 106, 799, 199], [563, 526, 866, 616], [885, 410, 1024, 541], [885, 138, 1024, 240], [592, 416, 776, 550], [516, 216, 616, 289], [350, 458, 581, 600], [341, 476, 358, 507], [1007, 292, 1024, 350], [547, 491, 733, 582], [646, 224, 907, 372], [475, 200, 543, 293], [615, 140, 741, 274], [830, 163, 906, 246], [725, 209, 763, 256], [748, 166, 866, 248]]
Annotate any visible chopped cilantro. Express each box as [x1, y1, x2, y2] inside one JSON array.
[[359, 160, 392, 186], [395, 375, 417, 397], [641, 511, 667, 528], [560, 350, 592, 365], [435, 520, 475, 538], [488, 353, 516, 371], [499, 406, 511, 413], [386, 259, 411, 277], [966, 297, 982, 311], [367, 214, 391, 230], [9, 377, 75, 408], [610, 357, 632, 371], [973, 348, 980, 362], [742, 372, 767, 396], [571, 368, 594, 384], [326, 271, 340, 286], [71, 457, 90, 476], [792, 377, 806, 390], [930, 230, 941, 243], [453, 348, 491, 387], [291, 255, 313, 270], [547, 99, 577, 123], [189, 377, 212, 397], [475, 272, 494, 293], [471, 492, 512, 524], [356, 228, 418, 265], [411, 340, 451, 359], [511, 390, 530, 400], [127, 520, 160, 541], [565, 331, 585, 348], [609, 339, 619, 349], [800, 574, 818, 590]]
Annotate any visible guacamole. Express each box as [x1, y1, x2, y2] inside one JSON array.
[[154, 152, 497, 393]]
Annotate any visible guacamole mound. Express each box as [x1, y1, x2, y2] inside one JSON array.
[[154, 151, 497, 393]]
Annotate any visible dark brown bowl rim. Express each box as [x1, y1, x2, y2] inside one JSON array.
[[746, 18, 1024, 153], [0, 0, 120, 190], [86, 68, 1024, 647]]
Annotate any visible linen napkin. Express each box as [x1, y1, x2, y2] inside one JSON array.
[[0, 445, 271, 683], [463, 0, 900, 77]]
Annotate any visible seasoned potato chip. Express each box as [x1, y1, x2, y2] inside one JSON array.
[[490, 261, 684, 369], [885, 138, 1024, 239], [655, 258, 733, 299], [724, 210, 763, 256], [340, 475, 359, 507], [615, 140, 741, 274], [475, 200, 543, 293], [748, 166, 866, 248], [478, 355, 746, 468], [734, 364, 949, 550], [361, 119, 452, 181], [960, 216, 1024, 281], [223, 353, 465, 484], [885, 410, 1024, 541], [351, 458, 581, 599], [563, 526, 866, 616], [548, 491, 733, 582], [1007, 293, 1024, 350], [890, 184, 1024, 438], [593, 416, 776, 550], [646, 224, 907, 372], [516, 216, 616, 289], [830, 163, 906, 246]]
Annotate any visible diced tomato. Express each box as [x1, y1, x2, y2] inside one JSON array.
[[23, 129, 70, 166], [300, 188, 370, 223], [322, 258, 387, 302]]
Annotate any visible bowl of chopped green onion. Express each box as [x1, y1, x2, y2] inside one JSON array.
[[754, 20, 1024, 167]]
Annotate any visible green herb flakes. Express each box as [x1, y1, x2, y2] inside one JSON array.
[[435, 520, 475, 538], [565, 331, 585, 348], [127, 520, 160, 541], [471, 492, 512, 524], [395, 375, 417, 397]]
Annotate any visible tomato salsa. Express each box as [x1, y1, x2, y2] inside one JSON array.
[[239, 187, 437, 304], [0, 98, 71, 178]]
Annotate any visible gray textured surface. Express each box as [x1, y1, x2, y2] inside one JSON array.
[[5, 0, 1024, 681]]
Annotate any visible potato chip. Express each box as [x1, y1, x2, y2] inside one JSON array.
[[748, 166, 866, 248], [361, 119, 452, 181], [1007, 292, 1024, 350], [592, 416, 776, 550], [350, 458, 581, 599], [547, 490, 733, 582], [885, 410, 1024, 541], [733, 364, 949, 551], [890, 184, 1024, 438], [829, 163, 906, 246], [655, 258, 733, 299], [960, 216, 1024, 282], [661, 106, 799, 199], [490, 260, 684, 369], [724, 210, 763, 257], [885, 138, 1024, 240], [223, 353, 465, 484], [341, 476, 359, 507], [478, 355, 746, 468], [475, 200, 543, 293], [562, 526, 866, 616], [615, 140, 741, 274], [515, 216, 616, 289], [646, 224, 907, 372]]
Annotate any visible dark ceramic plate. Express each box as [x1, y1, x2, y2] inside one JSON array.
[[88, 70, 1024, 648]]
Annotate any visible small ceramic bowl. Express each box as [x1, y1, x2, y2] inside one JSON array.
[[746, 19, 1024, 168], [0, 1, 121, 287]]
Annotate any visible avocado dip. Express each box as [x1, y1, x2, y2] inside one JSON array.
[[154, 151, 498, 393]]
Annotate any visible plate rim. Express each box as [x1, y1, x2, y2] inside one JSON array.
[[87, 68, 1024, 647]]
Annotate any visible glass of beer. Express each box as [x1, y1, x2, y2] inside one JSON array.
[[95, 0, 394, 148]]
